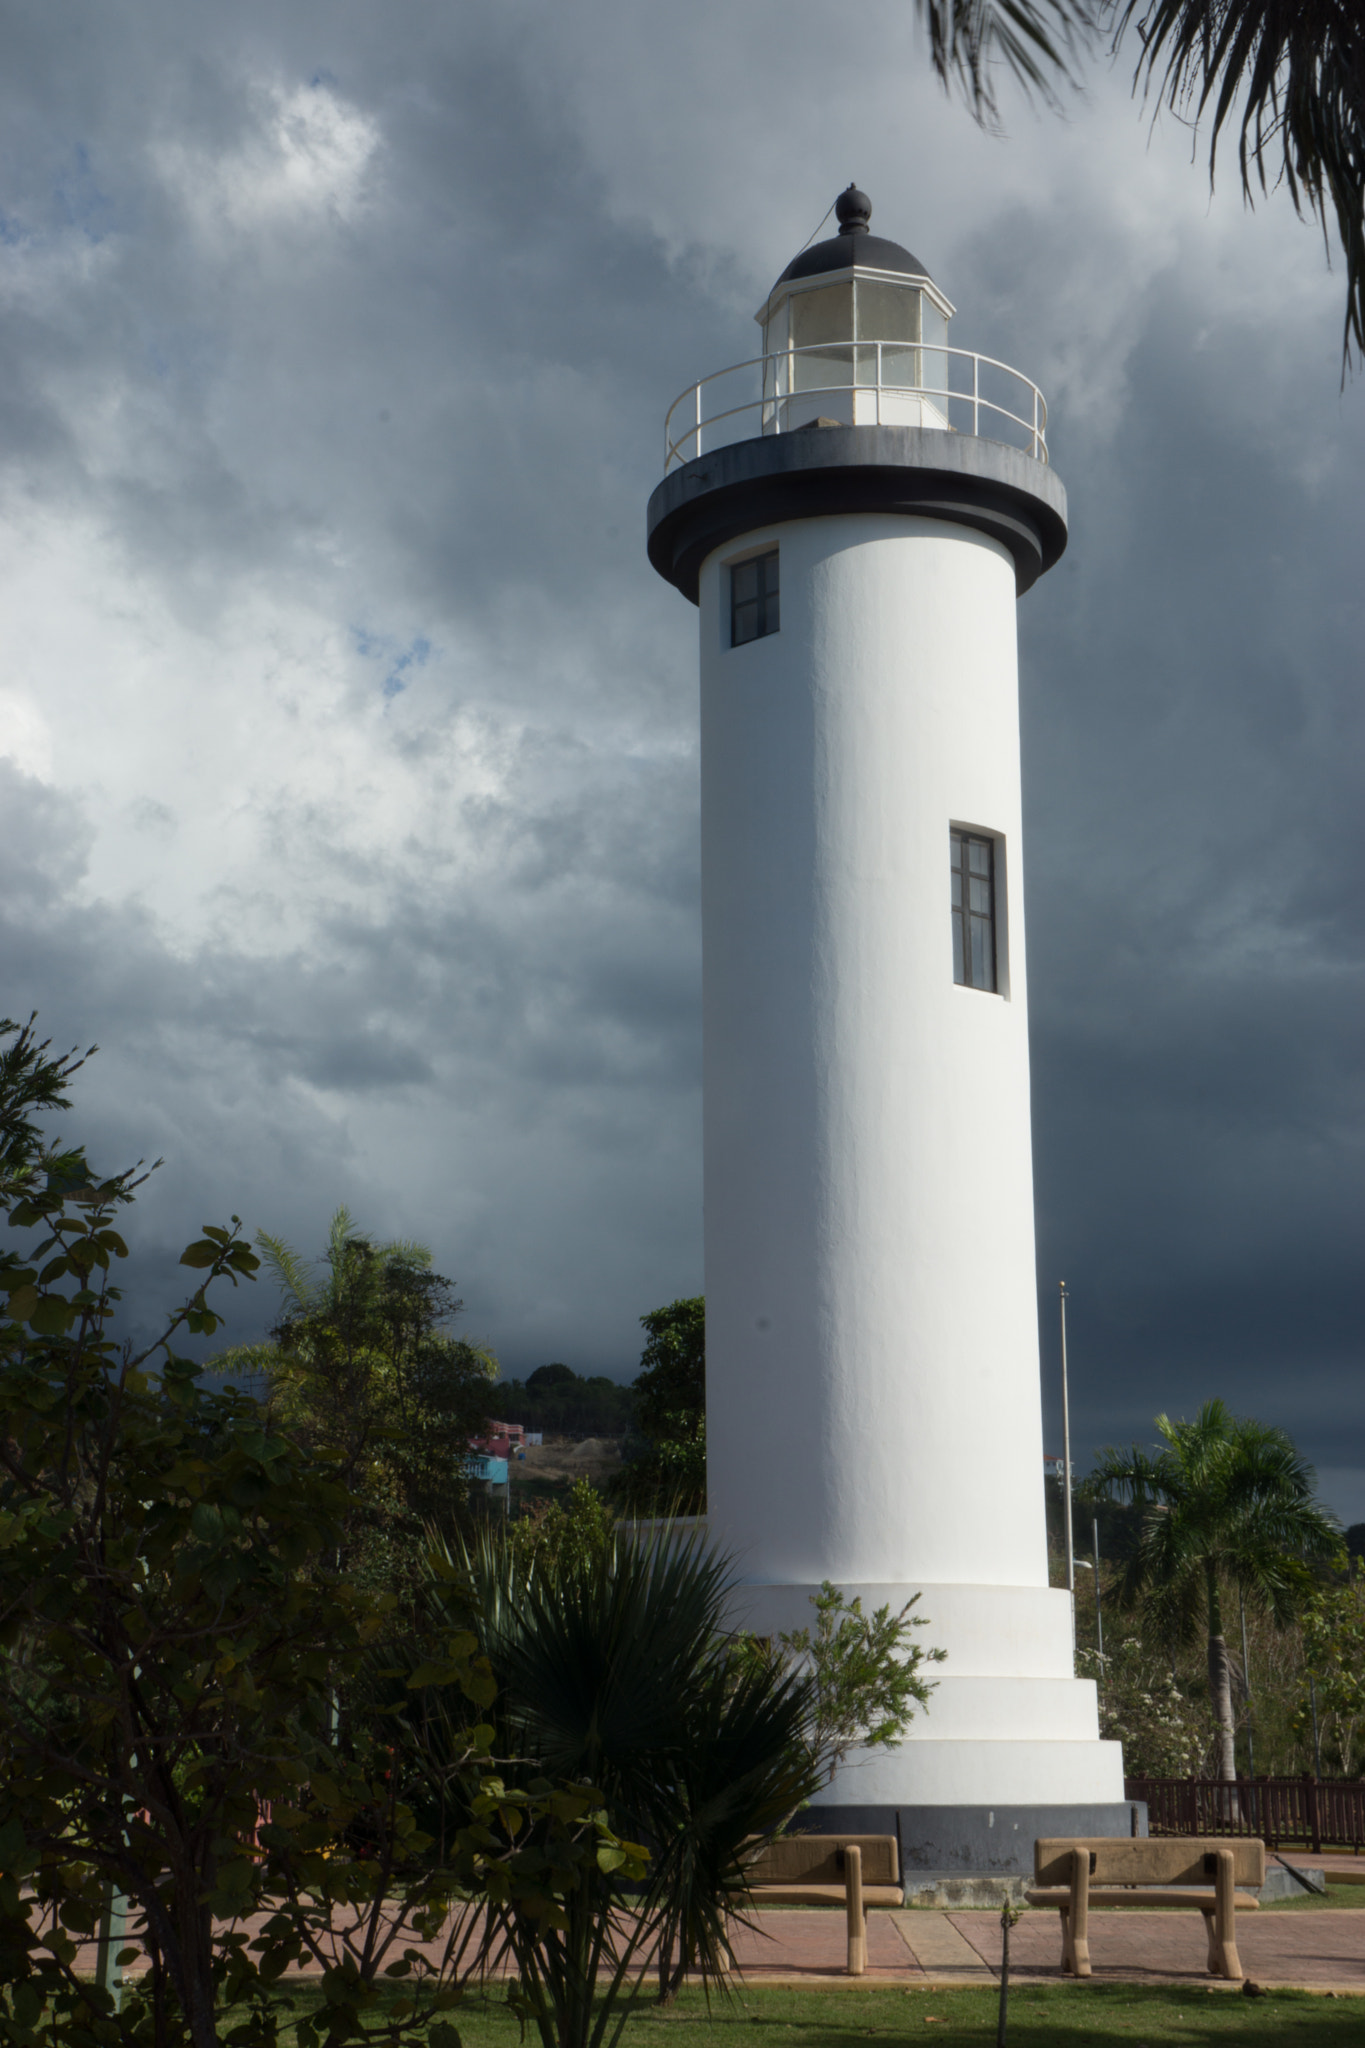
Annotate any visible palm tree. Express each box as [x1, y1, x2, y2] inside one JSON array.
[[1091, 1398, 1340, 1781], [428, 1519, 819, 2047], [916, 0, 1365, 363]]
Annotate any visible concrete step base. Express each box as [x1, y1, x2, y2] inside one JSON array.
[[900, 1873, 1032, 1909], [891, 1862, 1326, 1908], [795, 1800, 1146, 1878]]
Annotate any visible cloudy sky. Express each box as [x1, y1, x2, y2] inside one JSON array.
[[2, 1, 1360, 1517]]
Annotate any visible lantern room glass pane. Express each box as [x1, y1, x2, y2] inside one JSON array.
[[920, 299, 949, 404], [855, 279, 922, 387], [854, 280, 921, 344], [790, 282, 854, 391]]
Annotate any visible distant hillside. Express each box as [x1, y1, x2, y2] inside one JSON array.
[[491, 1362, 635, 1438]]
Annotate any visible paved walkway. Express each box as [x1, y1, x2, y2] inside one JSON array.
[[1282, 1850, 1365, 1884], [59, 1897, 1365, 1998], [727, 1905, 1365, 1994]]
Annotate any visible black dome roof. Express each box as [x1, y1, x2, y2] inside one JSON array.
[[775, 184, 930, 288]]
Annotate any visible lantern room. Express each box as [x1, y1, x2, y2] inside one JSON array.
[[758, 183, 955, 433]]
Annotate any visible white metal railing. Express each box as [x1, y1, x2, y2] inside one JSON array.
[[663, 340, 1049, 473]]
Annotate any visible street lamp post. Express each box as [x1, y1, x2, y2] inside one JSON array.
[[1059, 1280, 1075, 1656]]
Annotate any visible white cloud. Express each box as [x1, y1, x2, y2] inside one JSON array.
[[154, 79, 381, 236], [0, 0, 1358, 1438], [0, 689, 52, 779]]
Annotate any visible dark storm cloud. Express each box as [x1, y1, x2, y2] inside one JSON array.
[[1012, 249, 1365, 1485], [0, 1, 1358, 1512]]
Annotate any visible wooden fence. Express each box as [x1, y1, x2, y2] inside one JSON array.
[[1125, 1776, 1365, 1854]]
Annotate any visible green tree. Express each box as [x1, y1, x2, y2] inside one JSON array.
[[216, 1212, 498, 1594], [916, 0, 1365, 362], [0, 1015, 98, 1208], [613, 1298, 705, 1515], [0, 1024, 528, 2046], [508, 1478, 616, 1575], [493, 1366, 634, 1440], [430, 1518, 818, 2036], [771, 1581, 946, 1786], [1296, 1579, 1365, 1774], [1091, 1399, 1340, 1782], [1076, 1638, 1212, 1776]]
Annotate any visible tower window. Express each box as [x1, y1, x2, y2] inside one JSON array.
[[951, 830, 997, 992], [731, 550, 779, 646]]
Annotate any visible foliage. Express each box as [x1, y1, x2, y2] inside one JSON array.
[[914, 0, 1365, 363], [768, 1582, 945, 1786], [1077, 1638, 1212, 1777], [1295, 1578, 1365, 1774], [996, 1896, 1021, 2048], [508, 1479, 616, 1574], [1107, 0, 1365, 361], [628, 1299, 704, 1447], [1063, 1534, 1332, 1780], [1091, 1400, 1340, 1781], [489, 1367, 634, 1441], [214, 1210, 498, 1601], [611, 1299, 705, 1517], [914, 0, 1087, 128], [1046, 1481, 1143, 1572], [0, 1015, 98, 1209], [0, 1017, 618, 2047], [429, 1518, 819, 2035]]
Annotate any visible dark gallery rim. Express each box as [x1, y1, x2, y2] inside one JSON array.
[[646, 423, 1069, 603]]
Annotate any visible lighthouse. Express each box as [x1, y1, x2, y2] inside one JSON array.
[[646, 187, 1130, 1872]]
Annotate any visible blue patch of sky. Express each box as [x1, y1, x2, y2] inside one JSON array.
[[53, 143, 120, 244], [351, 626, 432, 701]]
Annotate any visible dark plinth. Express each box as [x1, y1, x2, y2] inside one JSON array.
[[791, 1802, 1147, 1879], [646, 425, 1068, 603]]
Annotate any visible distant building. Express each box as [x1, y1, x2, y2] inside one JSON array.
[[469, 1433, 519, 1460]]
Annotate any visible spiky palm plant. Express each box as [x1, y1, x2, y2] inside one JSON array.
[[1091, 1398, 1340, 1781], [428, 1519, 819, 2048], [917, 0, 1365, 363]]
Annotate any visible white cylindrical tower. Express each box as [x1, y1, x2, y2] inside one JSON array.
[[647, 188, 1129, 1875]]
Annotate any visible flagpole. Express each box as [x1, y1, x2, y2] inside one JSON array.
[[1059, 1280, 1075, 1659]]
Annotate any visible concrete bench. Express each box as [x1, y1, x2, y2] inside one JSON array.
[[744, 1834, 903, 1975], [1027, 1836, 1266, 1982]]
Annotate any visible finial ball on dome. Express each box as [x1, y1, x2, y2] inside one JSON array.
[[835, 184, 872, 235]]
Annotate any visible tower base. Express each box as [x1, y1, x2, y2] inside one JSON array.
[[726, 1576, 1127, 1855], [791, 1801, 1148, 1884]]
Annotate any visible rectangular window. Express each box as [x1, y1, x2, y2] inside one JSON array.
[[951, 830, 997, 992], [731, 550, 779, 646]]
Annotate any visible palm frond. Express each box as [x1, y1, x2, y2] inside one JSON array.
[[915, 0, 1095, 126], [1093, 1397, 1340, 1649], [1107, 0, 1365, 362], [426, 1518, 818, 2046], [205, 1341, 278, 1394], [254, 1228, 317, 1314], [1091, 1440, 1180, 1505]]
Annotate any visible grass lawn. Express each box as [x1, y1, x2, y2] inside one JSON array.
[[1259, 1882, 1364, 1911], [263, 1981, 1361, 2046]]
